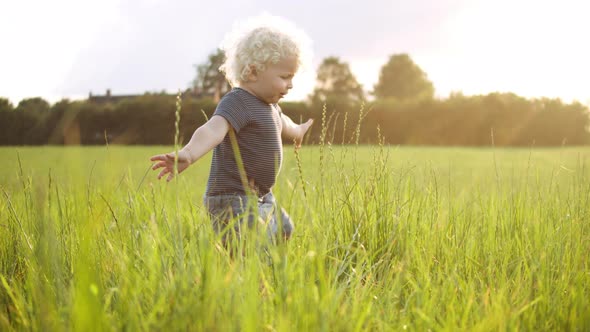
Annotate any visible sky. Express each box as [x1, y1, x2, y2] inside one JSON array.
[[1, 0, 589, 106]]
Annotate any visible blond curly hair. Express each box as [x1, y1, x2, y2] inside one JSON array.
[[219, 14, 313, 86]]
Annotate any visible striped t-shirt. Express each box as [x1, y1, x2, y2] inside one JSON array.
[[206, 88, 284, 197]]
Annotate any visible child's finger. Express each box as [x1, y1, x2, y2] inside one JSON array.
[[158, 168, 169, 180], [150, 154, 167, 162], [166, 173, 174, 182], [152, 161, 166, 170]]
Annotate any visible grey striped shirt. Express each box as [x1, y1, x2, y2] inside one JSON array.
[[206, 88, 283, 196]]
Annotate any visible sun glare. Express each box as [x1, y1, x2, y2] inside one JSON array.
[[1, 0, 588, 104], [434, 0, 590, 102]]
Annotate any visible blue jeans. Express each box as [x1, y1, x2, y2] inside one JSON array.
[[203, 192, 294, 243]]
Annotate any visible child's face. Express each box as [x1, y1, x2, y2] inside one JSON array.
[[246, 56, 298, 104]]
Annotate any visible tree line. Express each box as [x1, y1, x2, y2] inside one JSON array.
[[1, 52, 588, 146]]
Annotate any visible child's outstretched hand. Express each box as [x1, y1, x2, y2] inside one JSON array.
[[295, 119, 314, 148], [150, 150, 192, 182]]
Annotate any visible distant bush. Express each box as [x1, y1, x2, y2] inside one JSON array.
[[0, 93, 588, 146]]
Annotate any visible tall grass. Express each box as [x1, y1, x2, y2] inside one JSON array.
[[0, 140, 589, 330]]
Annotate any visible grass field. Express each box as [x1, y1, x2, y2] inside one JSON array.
[[1, 145, 589, 331]]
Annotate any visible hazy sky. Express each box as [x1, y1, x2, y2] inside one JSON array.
[[1, 0, 589, 105]]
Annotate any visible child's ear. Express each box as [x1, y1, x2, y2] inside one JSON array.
[[247, 65, 258, 82]]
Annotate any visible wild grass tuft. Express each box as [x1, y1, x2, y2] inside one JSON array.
[[1, 130, 589, 330]]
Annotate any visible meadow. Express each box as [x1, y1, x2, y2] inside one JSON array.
[[1, 144, 589, 331]]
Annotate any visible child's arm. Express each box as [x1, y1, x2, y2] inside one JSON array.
[[150, 115, 230, 181], [281, 113, 314, 147]]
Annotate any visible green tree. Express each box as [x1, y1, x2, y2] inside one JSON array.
[[373, 54, 434, 101], [0, 97, 14, 112], [11, 97, 51, 144], [310, 56, 365, 111], [192, 49, 232, 102], [15, 97, 50, 113]]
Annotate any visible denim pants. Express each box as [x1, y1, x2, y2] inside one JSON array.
[[203, 192, 294, 243]]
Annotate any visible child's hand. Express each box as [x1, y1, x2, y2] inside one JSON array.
[[150, 150, 192, 182], [295, 119, 314, 148]]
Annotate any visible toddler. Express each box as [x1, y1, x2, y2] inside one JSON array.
[[151, 15, 313, 243]]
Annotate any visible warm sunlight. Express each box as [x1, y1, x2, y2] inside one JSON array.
[[1, 0, 589, 104], [2, 2, 590, 330], [337, 0, 590, 103], [433, 0, 590, 102]]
